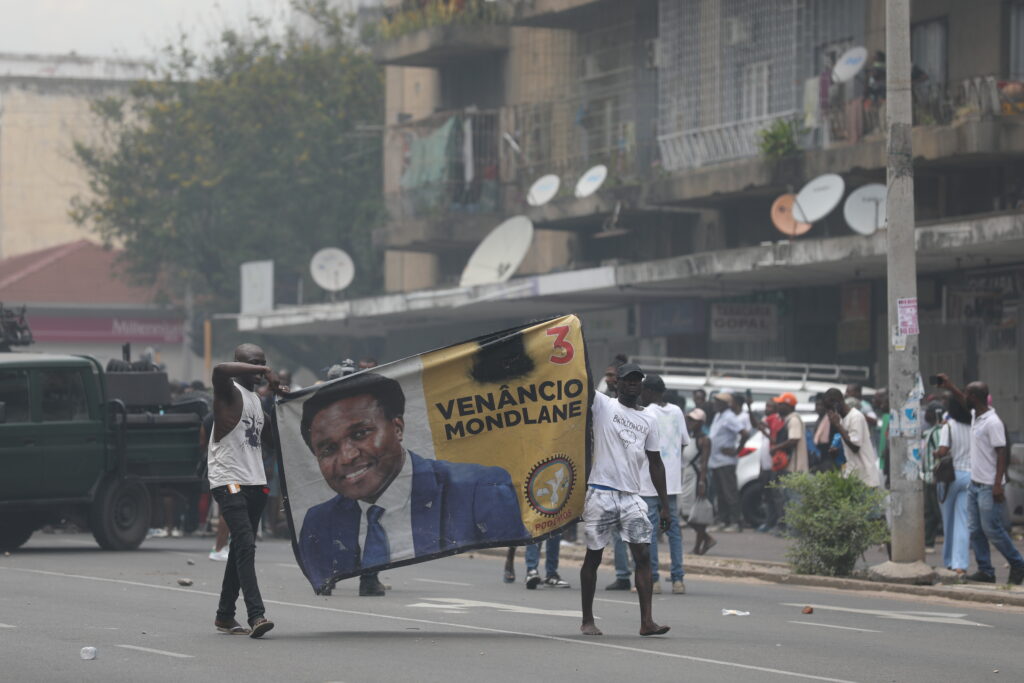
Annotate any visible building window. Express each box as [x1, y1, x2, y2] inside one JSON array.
[[1011, 2, 1024, 80], [911, 18, 947, 85]]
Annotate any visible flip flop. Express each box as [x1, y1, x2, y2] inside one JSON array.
[[640, 625, 671, 636], [503, 569, 515, 584], [215, 619, 251, 635], [699, 538, 718, 555]]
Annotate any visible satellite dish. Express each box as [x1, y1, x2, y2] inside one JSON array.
[[770, 194, 812, 237], [843, 183, 887, 235], [310, 248, 355, 293], [792, 173, 845, 223], [574, 164, 608, 198], [459, 216, 534, 287], [527, 174, 560, 207], [833, 46, 868, 83]]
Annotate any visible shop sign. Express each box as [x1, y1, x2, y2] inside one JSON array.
[[710, 303, 778, 342]]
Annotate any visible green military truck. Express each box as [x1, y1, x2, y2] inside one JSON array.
[[0, 352, 205, 551]]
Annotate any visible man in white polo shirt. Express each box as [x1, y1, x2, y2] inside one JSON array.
[[938, 375, 1024, 585], [580, 363, 671, 637]]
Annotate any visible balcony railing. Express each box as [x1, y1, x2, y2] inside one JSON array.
[[384, 109, 503, 225], [657, 111, 800, 171], [657, 75, 1024, 171], [821, 75, 1024, 145]]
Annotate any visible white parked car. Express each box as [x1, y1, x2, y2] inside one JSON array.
[[628, 356, 875, 528]]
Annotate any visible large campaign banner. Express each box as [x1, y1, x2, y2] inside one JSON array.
[[275, 315, 591, 594]]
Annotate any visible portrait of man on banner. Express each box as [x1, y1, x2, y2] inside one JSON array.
[[296, 372, 528, 590], [275, 315, 591, 594]]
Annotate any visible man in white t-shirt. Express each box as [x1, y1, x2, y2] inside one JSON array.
[[640, 374, 690, 595], [580, 363, 671, 637], [824, 388, 881, 488], [707, 393, 749, 531], [938, 375, 1024, 585]]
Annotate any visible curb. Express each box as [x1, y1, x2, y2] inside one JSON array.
[[477, 545, 1024, 608]]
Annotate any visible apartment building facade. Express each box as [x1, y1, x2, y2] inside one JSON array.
[[242, 0, 1024, 435]]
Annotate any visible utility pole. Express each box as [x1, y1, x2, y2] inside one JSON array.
[[871, 0, 933, 583], [182, 281, 194, 382]]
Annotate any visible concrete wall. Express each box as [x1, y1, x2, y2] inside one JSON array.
[[0, 82, 114, 259]]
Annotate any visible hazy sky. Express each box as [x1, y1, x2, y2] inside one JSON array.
[[0, 0, 294, 59]]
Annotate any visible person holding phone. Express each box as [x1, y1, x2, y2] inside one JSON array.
[[935, 375, 1024, 585]]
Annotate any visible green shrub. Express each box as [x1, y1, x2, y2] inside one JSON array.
[[757, 118, 802, 161], [777, 471, 890, 577]]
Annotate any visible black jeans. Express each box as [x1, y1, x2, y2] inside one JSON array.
[[712, 465, 741, 527], [212, 485, 267, 623]]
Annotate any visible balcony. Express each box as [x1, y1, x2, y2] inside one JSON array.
[[648, 75, 1024, 206], [366, 1, 511, 68], [657, 76, 1024, 172], [377, 108, 506, 250]]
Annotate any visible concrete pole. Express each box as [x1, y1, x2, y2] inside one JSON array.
[[871, 0, 933, 583], [182, 280, 194, 382]]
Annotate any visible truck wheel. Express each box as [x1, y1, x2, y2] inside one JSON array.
[[0, 522, 35, 551], [741, 480, 768, 529], [90, 477, 151, 550]]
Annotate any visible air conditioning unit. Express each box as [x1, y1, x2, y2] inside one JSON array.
[[645, 38, 661, 69], [725, 18, 750, 46]]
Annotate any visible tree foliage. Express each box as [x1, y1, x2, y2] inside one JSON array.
[[72, 1, 384, 311]]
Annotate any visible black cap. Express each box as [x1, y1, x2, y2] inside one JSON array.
[[616, 362, 644, 379], [642, 373, 665, 392]]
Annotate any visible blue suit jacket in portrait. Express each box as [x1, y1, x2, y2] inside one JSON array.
[[298, 451, 529, 592]]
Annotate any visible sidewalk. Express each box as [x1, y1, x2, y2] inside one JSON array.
[[482, 526, 1024, 608]]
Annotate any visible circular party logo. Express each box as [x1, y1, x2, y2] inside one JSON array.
[[525, 455, 576, 516]]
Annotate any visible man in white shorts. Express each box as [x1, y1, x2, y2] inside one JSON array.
[[580, 363, 671, 637]]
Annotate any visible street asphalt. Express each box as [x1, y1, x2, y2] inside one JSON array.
[[1, 532, 1022, 683]]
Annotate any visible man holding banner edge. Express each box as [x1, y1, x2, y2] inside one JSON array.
[[581, 362, 671, 637]]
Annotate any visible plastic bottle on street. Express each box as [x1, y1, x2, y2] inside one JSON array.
[[80, 647, 97, 660]]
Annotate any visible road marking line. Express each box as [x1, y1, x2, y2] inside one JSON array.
[[414, 578, 472, 587], [0, 623, 16, 628], [2, 567, 857, 683], [275, 563, 299, 569], [788, 620, 881, 633], [116, 644, 194, 659], [595, 598, 634, 606], [781, 603, 991, 628]]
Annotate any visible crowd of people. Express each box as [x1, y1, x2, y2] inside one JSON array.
[[590, 354, 1023, 587]]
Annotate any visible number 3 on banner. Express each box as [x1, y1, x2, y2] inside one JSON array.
[[546, 326, 574, 364]]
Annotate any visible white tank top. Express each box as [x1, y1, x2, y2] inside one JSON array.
[[208, 382, 267, 488]]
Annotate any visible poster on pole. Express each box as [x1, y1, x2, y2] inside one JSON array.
[[274, 315, 591, 594], [897, 297, 919, 335]]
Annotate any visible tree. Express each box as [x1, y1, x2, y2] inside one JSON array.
[[72, 2, 384, 313]]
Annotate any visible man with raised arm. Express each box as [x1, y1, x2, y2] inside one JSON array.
[[937, 375, 1024, 585], [580, 363, 670, 637], [208, 343, 287, 638]]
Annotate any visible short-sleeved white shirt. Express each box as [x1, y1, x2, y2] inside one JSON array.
[[938, 420, 972, 472], [589, 392, 660, 494], [708, 409, 745, 469], [970, 409, 1006, 485], [640, 402, 689, 496], [842, 407, 881, 488]]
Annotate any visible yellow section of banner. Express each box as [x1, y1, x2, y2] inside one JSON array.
[[420, 314, 589, 537]]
